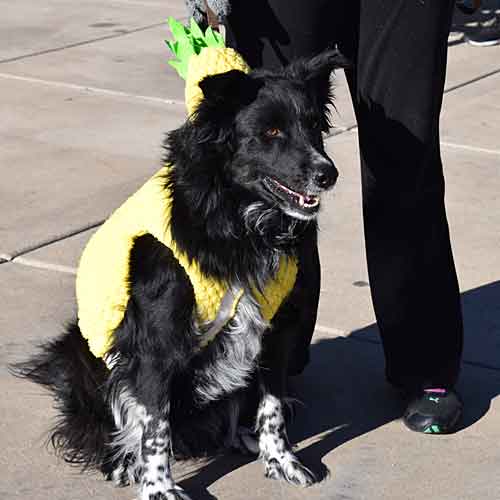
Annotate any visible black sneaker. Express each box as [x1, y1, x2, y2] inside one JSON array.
[[403, 388, 463, 434], [465, 15, 500, 47]]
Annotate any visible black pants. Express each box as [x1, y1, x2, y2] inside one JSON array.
[[226, 0, 463, 390]]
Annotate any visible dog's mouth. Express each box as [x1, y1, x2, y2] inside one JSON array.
[[263, 177, 320, 214]]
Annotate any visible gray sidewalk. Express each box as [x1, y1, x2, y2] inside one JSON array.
[[1, 1, 500, 499]]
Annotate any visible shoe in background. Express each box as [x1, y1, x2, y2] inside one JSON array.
[[465, 14, 500, 46]]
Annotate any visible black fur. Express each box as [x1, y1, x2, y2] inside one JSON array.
[[13, 49, 347, 500], [13, 323, 114, 470]]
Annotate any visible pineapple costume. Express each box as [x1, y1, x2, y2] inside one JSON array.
[[166, 18, 250, 116], [76, 19, 298, 360]]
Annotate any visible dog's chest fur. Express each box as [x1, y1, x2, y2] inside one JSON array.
[[181, 241, 285, 405], [191, 291, 269, 403]]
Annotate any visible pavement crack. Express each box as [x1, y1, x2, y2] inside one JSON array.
[[0, 72, 184, 106], [441, 141, 500, 156], [12, 257, 77, 275], [326, 64, 500, 140], [445, 66, 500, 94], [9, 220, 104, 260], [0, 20, 173, 65]]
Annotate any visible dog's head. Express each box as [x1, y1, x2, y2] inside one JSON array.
[[193, 50, 348, 221]]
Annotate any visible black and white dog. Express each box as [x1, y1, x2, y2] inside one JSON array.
[[15, 50, 346, 500]]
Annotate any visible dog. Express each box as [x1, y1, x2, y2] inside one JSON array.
[[14, 49, 346, 500]]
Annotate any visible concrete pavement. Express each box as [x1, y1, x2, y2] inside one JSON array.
[[1, 1, 500, 499]]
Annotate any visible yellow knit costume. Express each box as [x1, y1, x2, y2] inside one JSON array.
[[76, 167, 298, 359], [76, 20, 297, 359]]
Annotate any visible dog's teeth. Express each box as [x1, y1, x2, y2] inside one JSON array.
[[302, 196, 319, 208], [266, 177, 320, 210]]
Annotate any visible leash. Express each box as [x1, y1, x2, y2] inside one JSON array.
[[204, 0, 226, 42]]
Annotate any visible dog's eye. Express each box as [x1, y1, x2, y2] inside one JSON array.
[[265, 127, 281, 138]]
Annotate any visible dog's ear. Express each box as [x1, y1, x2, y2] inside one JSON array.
[[286, 49, 351, 131], [286, 49, 351, 83], [199, 70, 262, 110]]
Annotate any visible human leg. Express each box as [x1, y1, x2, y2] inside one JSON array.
[[340, 0, 463, 410], [225, 0, 338, 68]]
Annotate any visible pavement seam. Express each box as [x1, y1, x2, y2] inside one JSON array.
[[315, 324, 351, 338], [325, 125, 358, 139], [326, 65, 500, 140], [12, 257, 77, 275], [6, 71, 497, 156], [326, 127, 500, 157], [445, 66, 500, 94], [6, 220, 104, 261], [0, 72, 184, 107], [440, 141, 500, 156], [0, 20, 173, 65], [4, 254, 500, 374]]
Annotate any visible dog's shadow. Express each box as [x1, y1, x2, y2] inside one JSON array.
[[177, 280, 500, 499]]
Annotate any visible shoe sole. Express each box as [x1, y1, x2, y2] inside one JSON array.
[[465, 38, 500, 47]]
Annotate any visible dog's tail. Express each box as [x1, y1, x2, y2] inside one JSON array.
[[11, 321, 114, 470]]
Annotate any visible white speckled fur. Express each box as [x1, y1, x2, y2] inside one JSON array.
[[194, 293, 268, 402]]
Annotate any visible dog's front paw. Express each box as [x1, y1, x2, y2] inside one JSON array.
[[263, 453, 317, 487], [143, 484, 193, 500], [165, 485, 195, 500]]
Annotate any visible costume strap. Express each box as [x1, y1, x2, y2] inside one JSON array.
[[196, 286, 245, 349]]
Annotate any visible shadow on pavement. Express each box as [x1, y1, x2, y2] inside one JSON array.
[[180, 280, 500, 498], [456, 279, 500, 428], [348, 280, 500, 430], [178, 455, 253, 500]]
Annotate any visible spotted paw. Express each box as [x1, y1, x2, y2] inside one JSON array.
[[281, 458, 317, 487], [146, 485, 193, 500], [264, 457, 285, 481], [264, 454, 317, 487]]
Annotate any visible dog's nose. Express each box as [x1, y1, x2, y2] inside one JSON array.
[[313, 164, 338, 189]]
